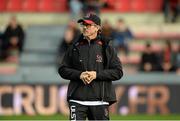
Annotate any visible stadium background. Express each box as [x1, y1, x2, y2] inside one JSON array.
[[0, 0, 180, 120]]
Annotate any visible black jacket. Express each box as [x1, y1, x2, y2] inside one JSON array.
[[58, 34, 123, 105], [3, 24, 25, 53]]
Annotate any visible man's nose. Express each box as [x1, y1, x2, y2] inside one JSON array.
[[83, 26, 87, 29]]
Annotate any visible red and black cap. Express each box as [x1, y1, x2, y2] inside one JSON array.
[[77, 13, 101, 26]]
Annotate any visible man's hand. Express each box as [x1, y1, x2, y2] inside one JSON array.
[[80, 71, 89, 85], [80, 71, 96, 84], [86, 71, 96, 84], [10, 37, 18, 46]]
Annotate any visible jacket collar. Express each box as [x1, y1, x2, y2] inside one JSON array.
[[74, 34, 111, 47]]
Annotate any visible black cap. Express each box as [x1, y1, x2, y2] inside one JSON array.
[[77, 13, 101, 26]]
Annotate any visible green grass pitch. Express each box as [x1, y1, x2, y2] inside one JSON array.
[[0, 114, 180, 120]]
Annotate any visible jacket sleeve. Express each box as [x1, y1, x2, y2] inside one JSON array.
[[18, 25, 25, 53], [96, 46, 123, 81], [58, 46, 82, 80]]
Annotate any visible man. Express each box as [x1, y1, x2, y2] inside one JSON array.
[[58, 13, 123, 120], [113, 18, 133, 56], [3, 16, 25, 59]]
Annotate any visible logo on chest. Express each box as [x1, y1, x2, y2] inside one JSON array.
[[96, 54, 103, 63]]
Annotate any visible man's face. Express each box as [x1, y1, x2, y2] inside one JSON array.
[[10, 16, 17, 28], [80, 22, 99, 37]]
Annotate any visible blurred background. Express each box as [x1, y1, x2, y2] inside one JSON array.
[[0, 0, 180, 120]]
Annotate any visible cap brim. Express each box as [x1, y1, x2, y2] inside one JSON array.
[[77, 19, 94, 24]]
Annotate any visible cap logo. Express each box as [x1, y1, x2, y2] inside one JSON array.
[[84, 13, 91, 19]]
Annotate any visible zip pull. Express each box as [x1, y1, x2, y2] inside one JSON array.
[[80, 59, 87, 71], [88, 41, 90, 46]]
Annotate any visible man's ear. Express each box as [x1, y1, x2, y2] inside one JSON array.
[[97, 25, 101, 30], [97, 26, 102, 33], [95, 25, 99, 32]]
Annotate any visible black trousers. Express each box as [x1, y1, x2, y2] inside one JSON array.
[[69, 101, 109, 121]]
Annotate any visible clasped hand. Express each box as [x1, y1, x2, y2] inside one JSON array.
[[80, 71, 96, 85]]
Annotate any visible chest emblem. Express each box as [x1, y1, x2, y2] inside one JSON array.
[[96, 54, 103, 63]]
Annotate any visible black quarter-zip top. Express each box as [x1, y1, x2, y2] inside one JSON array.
[[71, 36, 104, 101]]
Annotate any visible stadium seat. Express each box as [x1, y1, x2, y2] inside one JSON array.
[[22, 0, 38, 12], [0, 0, 6, 12], [37, 0, 68, 12], [106, 0, 115, 9], [20, 52, 55, 65], [6, 0, 22, 12], [119, 54, 140, 64], [147, 0, 163, 12], [0, 63, 18, 74], [130, 0, 146, 12], [55, 0, 68, 12], [114, 0, 131, 12], [129, 42, 163, 52], [38, 0, 55, 12]]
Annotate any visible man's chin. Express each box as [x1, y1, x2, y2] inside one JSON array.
[[83, 33, 89, 37]]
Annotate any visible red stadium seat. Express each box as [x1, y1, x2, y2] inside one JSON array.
[[130, 0, 146, 12], [106, 0, 115, 9], [6, 0, 22, 12], [147, 0, 163, 12], [38, 0, 55, 12], [0, 0, 6, 12], [22, 0, 38, 12], [55, 0, 68, 12], [115, 0, 131, 12]]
